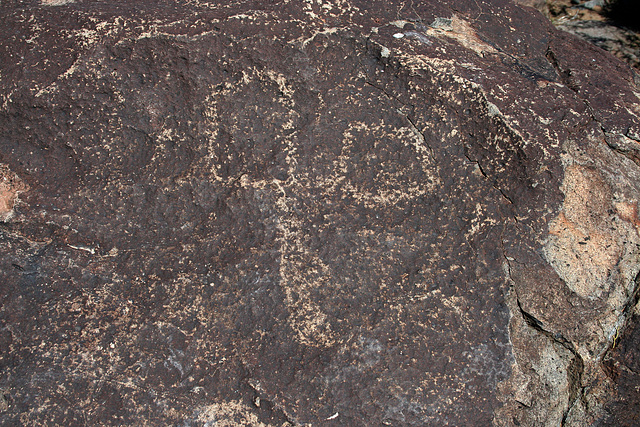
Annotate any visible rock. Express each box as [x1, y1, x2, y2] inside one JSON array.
[[0, 0, 639, 425], [583, 0, 605, 10], [601, 306, 640, 426], [541, 0, 640, 71], [554, 13, 640, 71]]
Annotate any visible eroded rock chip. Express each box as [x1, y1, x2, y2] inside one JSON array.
[[0, 0, 639, 425], [0, 164, 27, 222]]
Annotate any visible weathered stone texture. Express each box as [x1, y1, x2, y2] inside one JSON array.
[[0, 0, 639, 425]]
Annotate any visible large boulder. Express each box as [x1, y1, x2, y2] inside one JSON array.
[[1, 0, 639, 425]]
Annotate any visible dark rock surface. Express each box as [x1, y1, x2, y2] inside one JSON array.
[[1, 0, 639, 425], [603, 310, 640, 426]]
